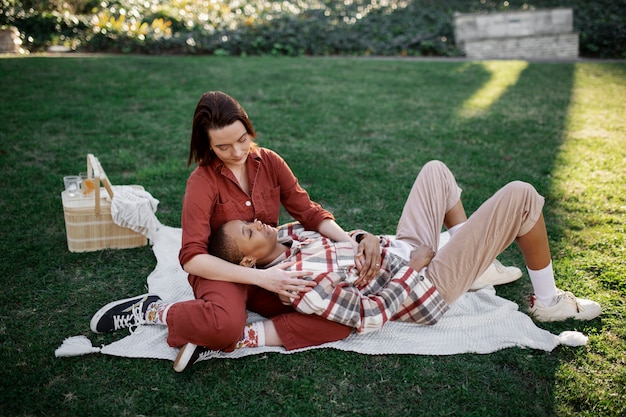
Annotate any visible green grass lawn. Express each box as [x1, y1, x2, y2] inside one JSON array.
[[0, 55, 624, 416]]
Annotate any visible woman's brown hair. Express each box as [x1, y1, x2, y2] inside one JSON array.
[[187, 91, 257, 167]]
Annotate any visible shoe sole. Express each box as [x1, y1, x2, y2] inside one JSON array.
[[530, 308, 602, 322], [173, 343, 197, 373], [90, 293, 160, 334]]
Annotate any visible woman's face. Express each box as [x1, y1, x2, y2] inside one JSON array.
[[208, 120, 251, 169]]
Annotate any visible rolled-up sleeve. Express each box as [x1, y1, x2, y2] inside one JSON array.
[[178, 148, 335, 268], [178, 169, 216, 267]]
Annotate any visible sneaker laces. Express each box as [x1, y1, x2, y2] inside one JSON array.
[[194, 348, 213, 364], [111, 300, 147, 333], [530, 291, 583, 312], [129, 300, 147, 334], [492, 259, 505, 272], [555, 290, 582, 313], [492, 259, 514, 274]]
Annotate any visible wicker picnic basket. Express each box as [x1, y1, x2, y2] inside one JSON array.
[[61, 154, 148, 252]]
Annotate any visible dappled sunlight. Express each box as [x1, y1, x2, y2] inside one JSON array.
[[549, 63, 626, 294], [458, 61, 528, 118], [551, 64, 626, 208], [548, 65, 626, 408]]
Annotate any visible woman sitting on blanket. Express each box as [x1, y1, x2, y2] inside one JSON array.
[[91, 91, 518, 373], [92, 160, 601, 372]]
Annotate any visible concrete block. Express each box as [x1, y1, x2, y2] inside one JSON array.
[[463, 33, 579, 59], [0, 27, 20, 53], [454, 8, 578, 59]]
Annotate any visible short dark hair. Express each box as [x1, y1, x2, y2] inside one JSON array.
[[208, 224, 245, 265], [188, 91, 258, 167]]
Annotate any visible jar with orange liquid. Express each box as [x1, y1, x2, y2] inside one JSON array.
[[80, 172, 95, 195]]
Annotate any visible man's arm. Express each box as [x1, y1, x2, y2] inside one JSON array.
[[407, 245, 435, 272]]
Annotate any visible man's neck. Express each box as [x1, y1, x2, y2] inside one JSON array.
[[257, 241, 289, 268]]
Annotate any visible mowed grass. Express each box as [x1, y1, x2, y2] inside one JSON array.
[[0, 55, 624, 416]]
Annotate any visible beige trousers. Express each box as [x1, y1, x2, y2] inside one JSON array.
[[395, 160, 544, 304]]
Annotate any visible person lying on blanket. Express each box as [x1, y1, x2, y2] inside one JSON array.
[[209, 219, 449, 334], [90, 160, 601, 372]]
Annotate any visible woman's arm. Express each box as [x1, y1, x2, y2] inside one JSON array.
[[317, 218, 351, 242], [183, 254, 316, 298]]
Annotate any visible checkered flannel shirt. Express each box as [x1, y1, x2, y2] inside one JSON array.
[[266, 223, 449, 334]]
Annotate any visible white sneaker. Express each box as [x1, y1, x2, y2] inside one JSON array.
[[529, 290, 601, 322], [470, 260, 522, 290]]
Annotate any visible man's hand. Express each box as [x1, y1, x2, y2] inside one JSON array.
[[354, 233, 382, 287], [407, 245, 435, 272]]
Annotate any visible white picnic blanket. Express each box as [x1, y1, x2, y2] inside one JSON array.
[[99, 227, 585, 361], [57, 192, 587, 361]]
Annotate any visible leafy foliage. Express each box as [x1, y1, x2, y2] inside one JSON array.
[[3, 0, 625, 58]]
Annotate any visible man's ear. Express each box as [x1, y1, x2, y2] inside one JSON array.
[[240, 256, 257, 268]]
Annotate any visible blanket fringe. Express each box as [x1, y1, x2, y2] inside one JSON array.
[[558, 331, 588, 347], [55, 336, 102, 357]]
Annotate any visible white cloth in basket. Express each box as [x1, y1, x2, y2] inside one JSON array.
[[110, 186, 161, 241]]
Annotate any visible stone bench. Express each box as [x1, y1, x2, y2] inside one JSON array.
[[0, 27, 20, 54], [453, 8, 578, 59]]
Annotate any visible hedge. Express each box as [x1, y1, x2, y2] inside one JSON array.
[[1, 0, 624, 58]]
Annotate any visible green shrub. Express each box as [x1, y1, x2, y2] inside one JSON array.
[[3, 0, 625, 58], [573, 0, 626, 58]]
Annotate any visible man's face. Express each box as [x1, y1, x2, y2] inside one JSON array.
[[223, 220, 278, 262]]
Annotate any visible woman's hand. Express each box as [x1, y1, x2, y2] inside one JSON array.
[[354, 233, 382, 287], [259, 262, 316, 299], [407, 245, 435, 272]]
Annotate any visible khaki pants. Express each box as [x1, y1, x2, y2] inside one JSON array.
[[395, 161, 544, 304]]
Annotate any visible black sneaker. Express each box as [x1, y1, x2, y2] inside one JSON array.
[[173, 342, 212, 372], [90, 293, 161, 334]]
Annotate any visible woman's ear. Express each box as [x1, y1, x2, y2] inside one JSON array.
[[240, 256, 257, 268]]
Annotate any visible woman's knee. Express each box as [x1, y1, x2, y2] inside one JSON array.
[[195, 304, 247, 348]]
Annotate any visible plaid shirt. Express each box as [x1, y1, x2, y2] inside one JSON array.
[[266, 223, 449, 334]]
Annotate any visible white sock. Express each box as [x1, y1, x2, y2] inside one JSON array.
[[447, 221, 465, 236], [236, 322, 266, 349], [527, 261, 558, 306]]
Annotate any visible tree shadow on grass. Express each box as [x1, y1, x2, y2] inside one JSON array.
[[448, 60, 580, 415], [280, 58, 579, 415]]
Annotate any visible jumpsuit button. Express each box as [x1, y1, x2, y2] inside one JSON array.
[[245, 201, 252, 207]]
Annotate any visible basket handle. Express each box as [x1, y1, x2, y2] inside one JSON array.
[[86, 154, 115, 214]]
